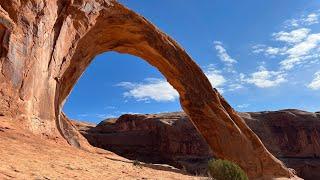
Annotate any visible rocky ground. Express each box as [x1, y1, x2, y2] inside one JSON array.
[[0, 117, 202, 180], [74, 109, 320, 180]]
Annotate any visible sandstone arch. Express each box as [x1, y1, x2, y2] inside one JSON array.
[[0, 1, 295, 179]]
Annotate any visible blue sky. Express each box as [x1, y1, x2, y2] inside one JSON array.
[[63, 0, 320, 123]]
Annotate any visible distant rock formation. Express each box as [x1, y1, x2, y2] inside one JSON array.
[[74, 113, 213, 174], [74, 109, 320, 180]]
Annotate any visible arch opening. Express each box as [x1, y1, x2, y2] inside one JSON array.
[[63, 51, 183, 123], [62, 51, 213, 174]]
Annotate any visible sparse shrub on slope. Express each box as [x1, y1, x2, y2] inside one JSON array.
[[133, 160, 141, 167], [208, 159, 248, 180]]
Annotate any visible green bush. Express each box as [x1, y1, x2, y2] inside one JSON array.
[[133, 160, 141, 167], [208, 159, 248, 180]]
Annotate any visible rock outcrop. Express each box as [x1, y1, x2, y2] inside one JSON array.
[[75, 112, 213, 174], [75, 109, 320, 180], [241, 110, 320, 180], [0, 0, 294, 178]]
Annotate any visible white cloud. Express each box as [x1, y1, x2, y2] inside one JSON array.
[[285, 19, 300, 28], [248, 11, 320, 89], [253, 12, 320, 71], [241, 67, 287, 88], [304, 13, 319, 25], [252, 44, 266, 54], [205, 68, 227, 92], [285, 12, 319, 28], [117, 68, 227, 102], [308, 71, 320, 90], [252, 44, 287, 57], [227, 83, 243, 91], [237, 104, 250, 109], [117, 78, 179, 102], [280, 33, 320, 70], [77, 113, 117, 119], [265, 47, 282, 55], [273, 28, 310, 44], [214, 41, 237, 65], [285, 33, 320, 57]]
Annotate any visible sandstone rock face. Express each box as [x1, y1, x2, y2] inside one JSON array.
[[75, 110, 319, 179], [75, 113, 213, 174], [0, 1, 294, 178], [241, 110, 320, 180]]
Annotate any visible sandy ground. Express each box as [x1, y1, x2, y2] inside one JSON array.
[[0, 118, 202, 180]]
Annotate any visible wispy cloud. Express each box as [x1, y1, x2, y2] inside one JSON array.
[[252, 44, 287, 57], [237, 104, 250, 109], [117, 66, 227, 102], [252, 10, 320, 71], [227, 83, 243, 91], [285, 12, 320, 28], [204, 65, 227, 92], [117, 78, 179, 102], [280, 33, 320, 70], [240, 66, 287, 88], [214, 41, 237, 66], [272, 28, 310, 44], [308, 71, 320, 90], [77, 113, 117, 120]]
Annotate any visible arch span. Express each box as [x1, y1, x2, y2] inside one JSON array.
[[0, 1, 295, 179]]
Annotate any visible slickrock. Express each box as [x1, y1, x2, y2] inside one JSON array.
[[0, 0, 295, 178], [75, 109, 320, 180]]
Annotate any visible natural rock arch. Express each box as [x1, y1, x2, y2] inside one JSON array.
[[0, 1, 296, 179]]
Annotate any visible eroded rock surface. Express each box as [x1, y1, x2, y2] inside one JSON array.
[[241, 110, 320, 180], [0, 0, 294, 178], [74, 109, 320, 180], [74, 112, 213, 174]]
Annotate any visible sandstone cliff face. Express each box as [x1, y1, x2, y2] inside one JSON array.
[[0, 1, 293, 178], [241, 110, 320, 180], [75, 113, 213, 174], [75, 109, 320, 180], [240, 110, 320, 159]]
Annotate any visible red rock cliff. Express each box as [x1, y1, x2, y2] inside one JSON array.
[[75, 110, 320, 179], [0, 1, 294, 178]]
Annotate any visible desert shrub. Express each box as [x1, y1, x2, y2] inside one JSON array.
[[207, 159, 248, 180], [133, 160, 141, 166]]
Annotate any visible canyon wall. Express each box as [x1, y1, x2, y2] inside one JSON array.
[[75, 109, 320, 179]]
